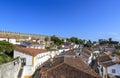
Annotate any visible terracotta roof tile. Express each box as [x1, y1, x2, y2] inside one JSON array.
[[65, 50, 76, 55], [41, 56, 101, 78], [97, 55, 111, 62], [15, 47, 47, 56], [101, 62, 116, 67], [104, 51, 112, 56], [0, 36, 9, 38], [45, 63, 101, 78], [114, 54, 120, 58], [64, 57, 101, 78]]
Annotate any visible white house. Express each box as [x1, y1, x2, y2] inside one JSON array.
[[9, 38, 16, 44], [48, 49, 59, 58], [106, 64, 120, 77], [0, 36, 9, 41], [97, 54, 120, 78], [20, 41, 45, 49], [99, 62, 120, 78], [14, 47, 49, 77], [58, 48, 70, 53], [14, 46, 61, 78], [0, 36, 17, 44]]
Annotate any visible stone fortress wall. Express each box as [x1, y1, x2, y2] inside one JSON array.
[[0, 30, 48, 40]]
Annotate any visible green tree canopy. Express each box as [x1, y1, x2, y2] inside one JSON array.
[[51, 35, 62, 46], [99, 40, 108, 45], [66, 38, 71, 42], [70, 37, 78, 43], [115, 46, 120, 49], [84, 41, 92, 47], [0, 40, 15, 54], [78, 39, 83, 44], [44, 37, 49, 42], [69, 37, 83, 44]]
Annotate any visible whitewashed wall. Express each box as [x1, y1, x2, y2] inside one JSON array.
[[0, 58, 21, 78], [33, 52, 50, 70], [9, 39, 16, 44], [108, 64, 120, 76], [14, 50, 33, 65], [58, 49, 70, 53], [0, 38, 8, 41], [103, 64, 120, 76]]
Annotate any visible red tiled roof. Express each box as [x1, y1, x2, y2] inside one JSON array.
[[15, 47, 47, 56], [44, 63, 101, 78], [64, 57, 101, 78], [65, 50, 76, 55], [97, 55, 111, 62], [41, 56, 102, 78], [0, 36, 9, 38], [66, 45, 73, 49], [101, 62, 116, 67], [104, 51, 112, 56], [80, 52, 90, 58], [114, 54, 120, 58]]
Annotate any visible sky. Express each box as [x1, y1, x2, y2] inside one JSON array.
[[0, 0, 120, 41]]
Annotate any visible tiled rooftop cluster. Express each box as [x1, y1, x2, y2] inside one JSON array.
[[39, 51, 102, 78]]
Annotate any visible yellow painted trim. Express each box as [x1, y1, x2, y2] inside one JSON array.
[[32, 56, 34, 65], [105, 67, 108, 78], [24, 75, 32, 78]]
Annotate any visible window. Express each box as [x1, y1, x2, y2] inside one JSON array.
[[112, 69, 116, 73], [21, 58, 26, 67]]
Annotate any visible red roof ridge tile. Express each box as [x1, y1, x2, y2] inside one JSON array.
[[0, 36, 9, 38]]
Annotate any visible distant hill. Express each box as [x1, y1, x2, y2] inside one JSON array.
[[0, 30, 49, 40]]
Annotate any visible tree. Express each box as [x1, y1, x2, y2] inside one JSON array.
[[61, 39, 64, 42], [66, 38, 71, 42], [109, 38, 112, 42], [51, 35, 62, 46], [44, 37, 49, 42], [0, 40, 15, 54], [99, 40, 108, 45], [67, 37, 83, 44], [88, 40, 92, 44], [78, 39, 83, 44], [70, 37, 80, 44], [115, 46, 120, 49], [70, 37, 77, 43], [84, 41, 92, 47], [110, 41, 119, 45]]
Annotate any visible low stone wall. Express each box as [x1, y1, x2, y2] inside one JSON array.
[[0, 57, 21, 78]]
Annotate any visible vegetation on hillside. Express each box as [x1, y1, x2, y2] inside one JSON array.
[[0, 40, 15, 64], [51, 35, 62, 46], [99, 38, 119, 45], [0, 54, 13, 64], [69, 37, 83, 44], [44, 37, 50, 42], [46, 35, 94, 48], [83, 40, 92, 47], [115, 46, 120, 49]]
